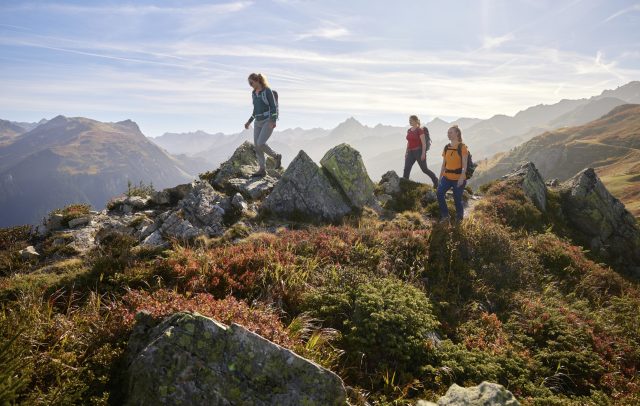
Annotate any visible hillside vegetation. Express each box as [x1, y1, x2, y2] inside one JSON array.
[[473, 104, 640, 216], [1, 145, 639, 405]]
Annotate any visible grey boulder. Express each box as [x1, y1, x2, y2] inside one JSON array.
[[125, 311, 347, 406], [560, 168, 640, 275], [262, 150, 352, 222], [502, 162, 547, 211]]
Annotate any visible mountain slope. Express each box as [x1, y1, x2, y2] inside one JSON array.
[[0, 119, 27, 145], [463, 81, 640, 159], [472, 104, 640, 215], [0, 116, 194, 227]]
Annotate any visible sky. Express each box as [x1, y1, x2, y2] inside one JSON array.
[[1, 0, 639, 137]]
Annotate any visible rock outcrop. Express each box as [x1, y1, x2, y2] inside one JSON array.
[[320, 143, 375, 209], [126, 311, 347, 406], [262, 151, 352, 222], [416, 381, 520, 406], [501, 162, 547, 211], [210, 141, 281, 199], [559, 168, 640, 275]]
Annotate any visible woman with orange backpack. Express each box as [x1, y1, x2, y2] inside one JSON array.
[[437, 125, 469, 223]]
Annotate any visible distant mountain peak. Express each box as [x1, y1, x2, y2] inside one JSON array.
[[335, 117, 364, 131], [429, 117, 449, 125], [116, 119, 142, 132]]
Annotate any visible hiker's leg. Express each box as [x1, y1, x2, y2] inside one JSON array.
[[257, 121, 277, 159], [253, 120, 266, 170], [403, 150, 417, 179], [437, 177, 453, 219], [452, 180, 466, 220], [416, 157, 439, 187]]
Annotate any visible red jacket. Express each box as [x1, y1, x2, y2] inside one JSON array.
[[406, 127, 424, 150]]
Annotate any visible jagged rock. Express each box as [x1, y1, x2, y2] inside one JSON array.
[[560, 168, 640, 275], [159, 210, 204, 241], [125, 311, 347, 406], [126, 196, 150, 209], [227, 175, 278, 200], [150, 190, 171, 205], [19, 246, 39, 260], [435, 381, 519, 405], [502, 162, 547, 211], [320, 143, 375, 208], [68, 216, 91, 228], [231, 192, 248, 211], [547, 178, 559, 187], [211, 142, 280, 191], [141, 230, 167, 247], [163, 183, 194, 205], [176, 181, 227, 236], [262, 151, 352, 222], [380, 170, 401, 195]]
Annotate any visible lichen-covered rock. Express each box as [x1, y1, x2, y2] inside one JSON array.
[[560, 168, 640, 275], [262, 150, 351, 222], [211, 141, 280, 191], [379, 170, 401, 195], [125, 311, 347, 406], [502, 162, 547, 211], [227, 175, 278, 200], [177, 181, 227, 232], [320, 143, 375, 208], [435, 381, 520, 405]]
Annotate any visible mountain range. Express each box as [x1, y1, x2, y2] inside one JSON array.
[[154, 81, 640, 182], [472, 103, 640, 216], [0, 116, 193, 227], [1, 81, 639, 227]]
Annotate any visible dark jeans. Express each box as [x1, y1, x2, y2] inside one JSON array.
[[437, 176, 466, 220], [403, 149, 438, 186]]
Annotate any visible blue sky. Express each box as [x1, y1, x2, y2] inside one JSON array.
[[1, 0, 639, 136]]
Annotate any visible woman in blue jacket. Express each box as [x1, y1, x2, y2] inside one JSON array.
[[244, 73, 282, 177]]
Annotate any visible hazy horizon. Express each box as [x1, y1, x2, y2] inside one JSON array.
[[2, 0, 640, 137]]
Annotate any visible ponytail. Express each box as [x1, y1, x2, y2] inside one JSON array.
[[248, 72, 270, 88]]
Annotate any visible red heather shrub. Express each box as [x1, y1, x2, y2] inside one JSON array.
[[122, 289, 295, 348], [459, 312, 510, 355], [529, 233, 631, 300], [164, 242, 297, 298], [276, 226, 373, 264]]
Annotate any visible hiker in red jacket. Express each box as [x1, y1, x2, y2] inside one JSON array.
[[403, 115, 438, 187]]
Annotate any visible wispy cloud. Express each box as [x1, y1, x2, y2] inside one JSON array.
[[603, 3, 640, 23], [482, 33, 515, 49], [1, 1, 253, 15], [296, 23, 350, 40]]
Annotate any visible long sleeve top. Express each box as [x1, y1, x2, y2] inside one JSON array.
[[249, 87, 278, 123]]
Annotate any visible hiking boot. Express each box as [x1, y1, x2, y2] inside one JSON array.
[[252, 169, 266, 177], [274, 154, 282, 169]]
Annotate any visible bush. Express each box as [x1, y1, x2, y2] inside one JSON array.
[[383, 178, 431, 212], [474, 180, 543, 231], [0, 225, 32, 275], [126, 180, 155, 198], [50, 203, 92, 228], [302, 276, 440, 376], [122, 289, 295, 348]]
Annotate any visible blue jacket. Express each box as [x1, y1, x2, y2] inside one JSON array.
[[250, 88, 278, 123]]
